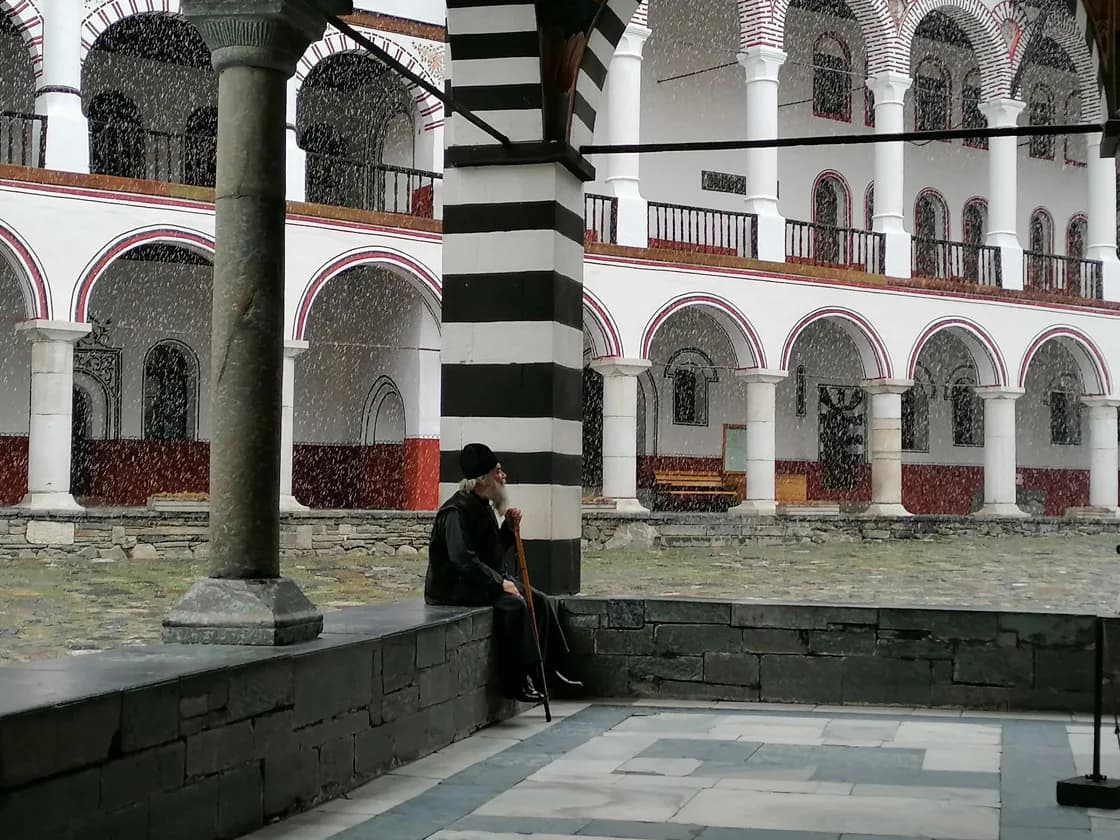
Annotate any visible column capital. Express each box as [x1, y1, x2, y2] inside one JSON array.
[[737, 46, 787, 81], [865, 71, 912, 105], [284, 339, 309, 359], [975, 385, 1025, 401], [979, 98, 1026, 128], [735, 367, 788, 384], [182, 0, 352, 75], [861, 377, 913, 395], [16, 319, 90, 343], [1081, 395, 1120, 409], [590, 356, 650, 377], [617, 21, 652, 55]]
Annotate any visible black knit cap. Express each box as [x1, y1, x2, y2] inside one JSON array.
[[460, 443, 498, 480]]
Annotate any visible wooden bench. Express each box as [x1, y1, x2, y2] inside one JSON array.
[[653, 469, 737, 511], [776, 474, 808, 503]]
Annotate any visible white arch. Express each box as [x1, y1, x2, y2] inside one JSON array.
[[1017, 326, 1112, 396], [81, 0, 182, 57], [640, 293, 766, 369]]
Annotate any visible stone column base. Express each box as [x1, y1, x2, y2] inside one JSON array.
[[279, 494, 308, 512], [730, 499, 777, 516], [163, 577, 323, 646], [974, 503, 1029, 518], [612, 497, 650, 514], [862, 503, 912, 518], [1065, 506, 1120, 520], [17, 492, 83, 512]]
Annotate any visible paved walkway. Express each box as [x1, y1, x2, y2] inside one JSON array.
[[243, 700, 1120, 840]]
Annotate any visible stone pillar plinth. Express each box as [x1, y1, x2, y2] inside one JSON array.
[[866, 72, 912, 279], [164, 0, 351, 646], [590, 358, 650, 512], [286, 78, 306, 202], [861, 379, 912, 517], [35, 0, 90, 172], [975, 386, 1027, 517], [1087, 133, 1120, 300], [280, 340, 307, 512], [1077, 396, 1120, 516], [980, 99, 1026, 290], [16, 320, 90, 512], [738, 46, 787, 262], [600, 20, 651, 247], [730, 369, 787, 516]]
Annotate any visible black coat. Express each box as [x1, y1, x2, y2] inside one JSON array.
[[425, 490, 514, 606]]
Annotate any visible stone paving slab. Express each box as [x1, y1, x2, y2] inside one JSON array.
[[241, 701, 1120, 840]]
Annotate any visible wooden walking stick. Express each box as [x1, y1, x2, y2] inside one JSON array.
[[512, 521, 552, 722]]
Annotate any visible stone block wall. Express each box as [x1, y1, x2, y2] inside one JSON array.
[[561, 598, 1119, 712], [0, 607, 512, 840]]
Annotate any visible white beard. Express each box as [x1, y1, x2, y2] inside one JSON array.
[[489, 482, 510, 517]]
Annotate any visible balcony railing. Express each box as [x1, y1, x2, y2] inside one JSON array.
[[89, 123, 216, 187], [786, 220, 885, 274], [1, 110, 46, 168], [648, 201, 758, 258], [305, 153, 439, 218], [911, 237, 1002, 288], [584, 193, 617, 244], [1024, 251, 1104, 300]]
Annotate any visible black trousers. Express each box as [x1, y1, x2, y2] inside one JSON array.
[[492, 581, 569, 694]]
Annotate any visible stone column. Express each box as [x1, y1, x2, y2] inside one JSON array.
[[979, 99, 1026, 290], [599, 19, 651, 247], [975, 386, 1027, 517], [866, 72, 912, 279], [16, 320, 90, 511], [279, 340, 307, 512], [285, 78, 306, 202], [738, 46, 787, 262], [1086, 133, 1120, 300], [590, 358, 650, 512], [730, 369, 787, 516], [165, 0, 349, 646], [35, 0, 90, 172], [1079, 397, 1120, 516], [861, 379, 913, 517]]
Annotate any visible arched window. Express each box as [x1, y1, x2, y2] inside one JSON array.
[[962, 199, 988, 283], [813, 34, 851, 122], [813, 173, 850, 265], [914, 189, 949, 277], [143, 341, 198, 441], [949, 368, 983, 446], [902, 363, 933, 452], [302, 122, 349, 206], [864, 85, 875, 127], [865, 184, 874, 231], [1064, 92, 1085, 166], [184, 105, 218, 188], [1067, 215, 1087, 260], [1047, 373, 1081, 445], [961, 69, 987, 149], [1028, 84, 1055, 160], [88, 90, 146, 179], [1027, 208, 1055, 290], [795, 364, 807, 417], [914, 58, 950, 132], [362, 376, 406, 444], [665, 348, 717, 427]]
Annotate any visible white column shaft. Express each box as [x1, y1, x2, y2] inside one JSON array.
[[977, 388, 1026, 516], [739, 47, 786, 262], [602, 23, 650, 247], [1087, 401, 1119, 509], [591, 358, 650, 512], [280, 341, 307, 511], [1087, 133, 1120, 300], [286, 79, 306, 203], [744, 379, 778, 512], [867, 73, 912, 278], [981, 99, 1026, 290], [36, 0, 89, 172]]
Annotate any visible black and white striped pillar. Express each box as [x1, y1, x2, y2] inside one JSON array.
[[441, 1, 595, 593]]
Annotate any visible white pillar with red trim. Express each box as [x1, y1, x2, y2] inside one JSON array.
[[975, 385, 1027, 517], [979, 99, 1026, 291], [1086, 133, 1120, 301], [590, 357, 650, 512], [17, 320, 90, 511], [866, 72, 912, 279], [730, 369, 787, 516], [36, 0, 90, 172], [738, 45, 787, 263], [861, 378, 912, 517], [399, 318, 441, 511], [280, 340, 307, 512], [286, 78, 306, 203]]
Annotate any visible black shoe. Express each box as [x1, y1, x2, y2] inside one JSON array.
[[512, 675, 543, 703]]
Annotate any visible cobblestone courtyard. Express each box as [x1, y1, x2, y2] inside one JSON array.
[[2, 534, 1120, 664]]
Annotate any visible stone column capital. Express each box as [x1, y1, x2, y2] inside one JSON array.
[[735, 367, 788, 385], [16, 319, 90, 343], [865, 71, 912, 105], [182, 0, 352, 75], [590, 356, 650, 377], [861, 378, 913, 395], [1081, 395, 1120, 410], [737, 46, 787, 82], [979, 98, 1026, 127], [975, 385, 1025, 401], [617, 21, 652, 55], [284, 339, 309, 359]]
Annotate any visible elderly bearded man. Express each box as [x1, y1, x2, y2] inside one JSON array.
[[425, 443, 582, 703]]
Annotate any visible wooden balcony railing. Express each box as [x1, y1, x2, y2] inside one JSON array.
[[1, 110, 47, 168], [1024, 251, 1104, 300], [911, 237, 1002, 287], [786, 220, 885, 274], [648, 201, 758, 258], [584, 193, 617, 244], [305, 153, 438, 218]]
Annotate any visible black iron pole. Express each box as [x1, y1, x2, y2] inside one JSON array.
[[1094, 617, 1105, 782]]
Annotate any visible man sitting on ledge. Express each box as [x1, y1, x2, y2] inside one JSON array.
[[425, 443, 582, 703]]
